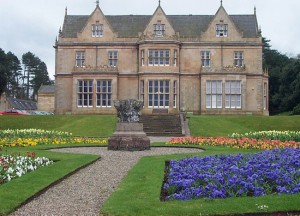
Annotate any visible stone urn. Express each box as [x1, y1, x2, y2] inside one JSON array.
[[108, 99, 150, 151]]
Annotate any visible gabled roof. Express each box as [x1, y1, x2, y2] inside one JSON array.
[[62, 15, 89, 38], [5, 97, 37, 110], [230, 15, 258, 38], [61, 13, 259, 38], [38, 85, 55, 94], [107, 15, 151, 38]]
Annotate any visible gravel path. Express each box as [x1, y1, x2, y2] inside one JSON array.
[[11, 147, 201, 216]]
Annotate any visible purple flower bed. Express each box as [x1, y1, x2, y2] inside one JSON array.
[[163, 148, 300, 200]]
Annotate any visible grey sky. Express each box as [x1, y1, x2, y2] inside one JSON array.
[[0, 0, 299, 79]]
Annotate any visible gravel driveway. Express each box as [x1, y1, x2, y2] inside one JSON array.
[[10, 147, 201, 216]]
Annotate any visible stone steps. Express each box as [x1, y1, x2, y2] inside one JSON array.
[[139, 114, 183, 137]]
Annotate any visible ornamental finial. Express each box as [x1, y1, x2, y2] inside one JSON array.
[[221, 0, 223, 6], [159, 0, 161, 6], [96, 0, 99, 7]]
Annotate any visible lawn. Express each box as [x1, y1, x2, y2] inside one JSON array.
[[101, 146, 300, 216], [189, 115, 300, 137], [0, 144, 100, 215], [0, 115, 116, 137]]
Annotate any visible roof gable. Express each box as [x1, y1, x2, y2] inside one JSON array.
[[201, 5, 244, 41], [143, 5, 176, 39], [60, 6, 259, 39]]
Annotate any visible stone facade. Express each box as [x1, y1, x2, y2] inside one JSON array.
[[54, 2, 269, 115], [37, 85, 55, 112]]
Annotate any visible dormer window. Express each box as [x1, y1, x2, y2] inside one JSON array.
[[153, 24, 165, 37], [92, 23, 103, 37], [216, 24, 228, 37]]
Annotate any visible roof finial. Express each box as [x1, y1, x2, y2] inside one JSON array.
[[65, 7, 67, 16], [221, 0, 223, 6], [254, 6, 256, 15], [159, 0, 161, 6], [96, 0, 99, 7]]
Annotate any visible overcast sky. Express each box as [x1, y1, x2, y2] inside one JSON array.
[[0, 0, 299, 79]]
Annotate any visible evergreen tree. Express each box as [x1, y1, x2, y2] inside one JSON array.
[[22, 52, 52, 100], [6, 52, 23, 98], [0, 48, 8, 95]]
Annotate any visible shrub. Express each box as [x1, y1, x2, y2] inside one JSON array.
[[292, 103, 300, 115]]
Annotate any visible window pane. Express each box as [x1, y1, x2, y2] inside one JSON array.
[[148, 94, 153, 106], [154, 94, 158, 106], [160, 95, 164, 106], [211, 95, 217, 108], [206, 95, 211, 108], [154, 81, 159, 92], [206, 81, 211, 94], [211, 81, 217, 94]]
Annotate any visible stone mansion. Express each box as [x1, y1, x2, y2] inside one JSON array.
[[54, 1, 269, 115]]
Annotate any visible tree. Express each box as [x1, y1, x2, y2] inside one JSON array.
[[6, 52, 22, 98], [0, 48, 8, 95], [22, 52, 52, 100], [262, 38, 298, 114]]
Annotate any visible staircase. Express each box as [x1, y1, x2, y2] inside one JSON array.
[[139, 114, 183, 137]]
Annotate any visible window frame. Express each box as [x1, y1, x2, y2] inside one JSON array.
[[96, 80, 112, 108], [75, 51, 85, 67], [108, 51, 118, 67], [173, 80, 177, 108], [153, 24, 165, 37], [201, 51, 211, 68], [216, 24, 228, 37], [77, 80, 93, 108], [234, 51, 244, 67], [92, 23, 103, 37], [225, 80, 242, 109], [148, 80, 170, 108], [206, 80, 222, 109], [148, 49, 170, 66]]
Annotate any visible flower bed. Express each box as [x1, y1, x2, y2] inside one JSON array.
[[166, 137, 300, 150], [0, 129, 107, 147], [229, 131, 300, 142], [0, 152, 53, 185], [163, 148, 300, 201]]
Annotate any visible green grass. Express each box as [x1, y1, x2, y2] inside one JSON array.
[[1, 115, 300, 215], [189, 115, 300, 137], [0, 145, 101, 215], [101, 146, 300, 216], [0, 115, 116, 137]]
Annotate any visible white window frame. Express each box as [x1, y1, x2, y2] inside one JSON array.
[[77, 80, 93, 107], [75, 51, 85, 67], [141, 50, 145, 66], [263, 82, 268, 110], [174, 49, 177, 66], [148, 80, 170, 108], [108, 51, 118, 67], [173, 80, 177, 108], [153, 24, 165, 37], [234, 51, 244, 67], [201, 51, 211, 67], [140, 80, 144, 102], [92, 24, 103, 37], [206, 80, 222, 109], [148, 50, 170, 66], [216, 24, 228, 37], [225, 80, 242, 109], [96, 80, 112, 108]]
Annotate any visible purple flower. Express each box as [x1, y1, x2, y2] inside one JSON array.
[[164, 148, 300, 201]]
